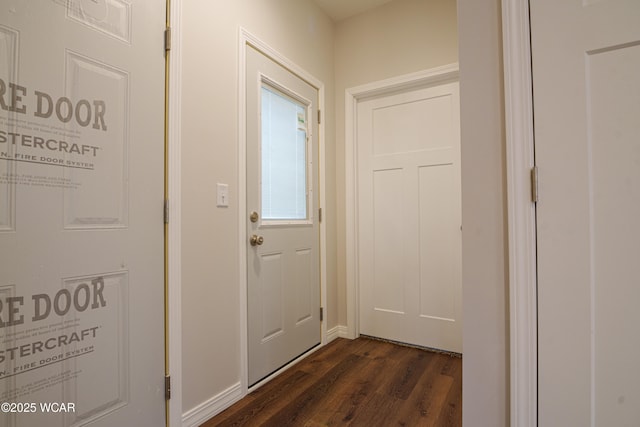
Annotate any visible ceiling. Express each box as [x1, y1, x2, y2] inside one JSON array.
[[312, 0, 396, 22]]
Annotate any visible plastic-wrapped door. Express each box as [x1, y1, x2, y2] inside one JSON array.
[[0, 1, 166, 425]]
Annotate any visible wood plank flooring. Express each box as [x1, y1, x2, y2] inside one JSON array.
[[201, 337, 462, 427]]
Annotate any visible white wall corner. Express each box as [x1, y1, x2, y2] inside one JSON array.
[[501, 0, 538, 426], [326, 325, 350, 342], [181, 382, 243, 427]]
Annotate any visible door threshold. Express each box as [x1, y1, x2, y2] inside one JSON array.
[[248, 342, 322, 392], [360, 334, 462, 358]]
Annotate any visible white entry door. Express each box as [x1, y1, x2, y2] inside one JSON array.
[[0, 1, 166, 426], [357, 81, 462, 353], [246, 45, 321, 386], [531, 0, 640, 424]]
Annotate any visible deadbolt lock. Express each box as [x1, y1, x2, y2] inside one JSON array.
[[250, 235, 264, 246], [249, 211, 259, 223]]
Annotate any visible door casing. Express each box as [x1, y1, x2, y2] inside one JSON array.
[[502, 0, 540, 426], [238, 28, 328, 394], [166, 1, 184, 426]]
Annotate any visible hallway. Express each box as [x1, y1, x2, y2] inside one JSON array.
[[203, 337, 462, 426]]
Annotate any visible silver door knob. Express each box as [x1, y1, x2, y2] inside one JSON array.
[[250, 235, 264, 246]]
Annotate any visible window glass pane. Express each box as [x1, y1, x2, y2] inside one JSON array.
[[261, 85, 308, 220]]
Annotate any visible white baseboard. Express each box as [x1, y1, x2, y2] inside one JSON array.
[[182, 382, 243, 427], [181, 328, 351, 427], [327, 325, 350, 342]]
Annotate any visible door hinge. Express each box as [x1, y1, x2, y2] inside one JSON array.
[[165, 375, 171, 400], [320, 307, 324, 322], [164, 199, 170, 224], [318, 207, 322, 223], [531, 166, 539, 203], [164, 27, 172, 52], [318, 109, 321, 124]]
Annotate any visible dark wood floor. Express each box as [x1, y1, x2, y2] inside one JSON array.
[[201, 337, 462, 427]]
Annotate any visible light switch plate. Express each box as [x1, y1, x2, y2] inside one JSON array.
[[217, 183, 229, 207]]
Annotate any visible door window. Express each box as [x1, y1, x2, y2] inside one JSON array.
[[260, 84, 309, 222]]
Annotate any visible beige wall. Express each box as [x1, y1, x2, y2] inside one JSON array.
[[458, 0, 509, 425], [180, 0, 335, 413], [333, 0, 459, 325]]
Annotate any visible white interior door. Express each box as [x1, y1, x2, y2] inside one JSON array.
[[246, 45, 321, 386], [531, 0, 640, 424], [0, 1, 166, 426], [357, 81, 462, 353]]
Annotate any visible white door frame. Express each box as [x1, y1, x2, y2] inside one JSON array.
[[501, 0, 537, 426], [344, 64, 459, 340], [167, 0, 183, 426], [238, 28, 328, 393]]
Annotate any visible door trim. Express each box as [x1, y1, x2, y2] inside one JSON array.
[[238, 27, 327, 394], [501, 0, 537, 426], [344, 64, 459, 341], [167, 0, 183, 426]]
